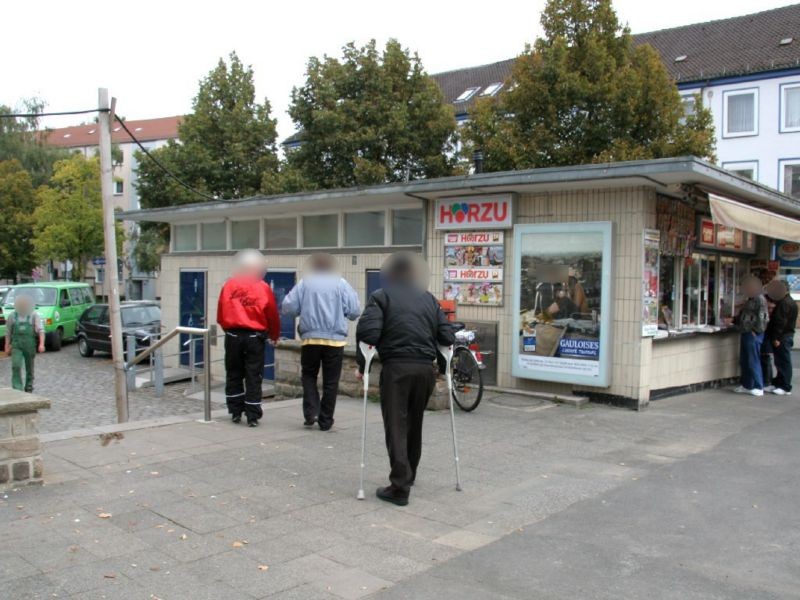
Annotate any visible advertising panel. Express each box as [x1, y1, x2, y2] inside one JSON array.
[[642, 229, 660, 337], [435, 195, 514, 230], [695, 216, 756, 254], [512, 222, 613, 387], [443, 231, 504, 306]]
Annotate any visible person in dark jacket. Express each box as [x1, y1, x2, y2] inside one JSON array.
[[734, 275, 769, 397], [357, 253, 455, 506], [764, 279, 797, 395], [217, 250, 281, 426]]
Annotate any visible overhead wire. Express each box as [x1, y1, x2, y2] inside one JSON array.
[[1, 106, 220, 202], [113, 115, 218, 202], [0, 108, 108, 118]]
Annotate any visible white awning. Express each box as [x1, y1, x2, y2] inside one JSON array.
[[709, 194, 800, 242]]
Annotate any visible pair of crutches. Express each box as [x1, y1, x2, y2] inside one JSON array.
[[357, 342, 462, 500]]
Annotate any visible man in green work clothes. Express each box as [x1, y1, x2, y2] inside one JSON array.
[[5, 294, 45, 392]]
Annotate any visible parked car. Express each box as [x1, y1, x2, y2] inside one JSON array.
[[1, 283, 94, 351], [76, 301, 161, 357]]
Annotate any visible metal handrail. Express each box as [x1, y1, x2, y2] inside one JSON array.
[[124, 326, 212, 422]]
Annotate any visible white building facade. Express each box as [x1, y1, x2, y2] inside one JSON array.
[[679, 70, 800, 197]]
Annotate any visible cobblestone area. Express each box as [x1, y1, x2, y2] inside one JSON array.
[[0, 343, 224, 433]]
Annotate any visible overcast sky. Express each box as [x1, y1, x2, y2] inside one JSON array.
[[2, 0, 794, 142]]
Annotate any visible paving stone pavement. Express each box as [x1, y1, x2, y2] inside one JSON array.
[[0, 385, 797, 599], [0, 343, 225, 433]]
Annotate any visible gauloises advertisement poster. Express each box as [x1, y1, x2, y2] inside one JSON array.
[[512, 222, 613, 387], [443, 231, 504, 306]]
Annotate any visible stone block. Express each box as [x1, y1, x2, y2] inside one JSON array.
[[0, 436, 40, 461], [33, 457, 43, 478], [13, 460, 30, 481], [10, 413, 38, 437], [0, 463, 8, 483]]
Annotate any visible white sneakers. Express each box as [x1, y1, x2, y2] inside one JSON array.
[[734, 386, 764, 396], [735, 385, 791, 396]]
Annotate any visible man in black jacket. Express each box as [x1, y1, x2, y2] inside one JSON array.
[[765, 279, 798, 395], [357, 253, 455, 506]]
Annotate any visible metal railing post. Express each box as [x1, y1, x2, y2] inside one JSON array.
[[202, 329, 212, 423], [125, 334, 136, 391], [154, 347, 164, 398], [188, 337, 197, 392]]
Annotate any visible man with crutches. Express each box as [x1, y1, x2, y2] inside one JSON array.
[[356, 253, 455, 506]]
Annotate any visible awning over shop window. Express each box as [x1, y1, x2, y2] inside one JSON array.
[[709, 194, 800, 242]]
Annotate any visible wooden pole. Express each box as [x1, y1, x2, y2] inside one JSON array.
[[98, 88, 128, 423]]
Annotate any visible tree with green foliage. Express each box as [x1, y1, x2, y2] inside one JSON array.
[[463, 0, 715, 171], [284, 39, 458, 190], [0, 98, 69, 187], [33, 154, 119, 281], [0, 160, 37, 282], [134, 52, 280, 271]]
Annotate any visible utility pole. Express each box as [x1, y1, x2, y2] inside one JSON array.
[[98, 88, 129, 423]]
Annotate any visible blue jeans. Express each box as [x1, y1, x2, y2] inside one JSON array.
[[740, 332, 765, 390], [772, 335, 794, 392]]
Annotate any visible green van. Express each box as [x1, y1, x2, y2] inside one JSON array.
[[1, 282, 95, 351]]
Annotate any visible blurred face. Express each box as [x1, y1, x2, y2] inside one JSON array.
[[238, 265, 265, 280], [14, 295, 33, 315], [742, 279, 762, 297]]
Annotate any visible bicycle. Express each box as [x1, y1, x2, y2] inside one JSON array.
[[448, 322, 485, 412]]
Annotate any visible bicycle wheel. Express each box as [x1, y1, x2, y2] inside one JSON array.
[[450, 346, 483, 412]]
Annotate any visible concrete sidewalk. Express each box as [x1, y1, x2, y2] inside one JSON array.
[[0, 387, 796, 599]]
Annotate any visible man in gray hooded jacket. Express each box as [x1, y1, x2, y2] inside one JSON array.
[[282, 254, 360, 430]]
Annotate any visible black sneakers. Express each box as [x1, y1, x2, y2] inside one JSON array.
[[231, 414, 242, 424], [247, 419, 259, 427], [376, 486, 409, 506]]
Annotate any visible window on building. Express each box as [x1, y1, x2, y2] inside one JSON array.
[[200, 222, 226, 250], [722, 161, 757, 180], [302, 214, 338, 248], [231, 220, 260, 250], [113, 180, 124, 195], [680, 94, 697, 118], [723, 89, 758, 137], [392, 208, 423, 245], [682, 254, 716, 327], [264, 217, 297, 249], [173, 224, 197, 252], [480, 82, 503, 97], [781, 83, 800, 132], [660, 252, 746, 331], [781, 160, 800, 199], [718, 257, 743, 322], [455, 87, 480, 102], [345, 211, 385, 247]]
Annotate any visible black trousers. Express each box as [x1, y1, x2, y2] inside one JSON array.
[[300, 344, 344, 428], [379, 361, 437, 495], [773, 334, 794, 392], [224, 330, 266, 421]]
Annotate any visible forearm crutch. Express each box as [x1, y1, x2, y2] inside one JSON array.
[[438, 345, 462, 492], [357, 342, 378, 500]]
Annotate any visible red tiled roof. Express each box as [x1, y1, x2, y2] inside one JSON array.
[[44, 115, 182, 148]]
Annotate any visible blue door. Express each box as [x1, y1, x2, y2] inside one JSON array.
[[366, 269, 384, 299], [264, 271, 296, 379], [179, 271, 206, 367]]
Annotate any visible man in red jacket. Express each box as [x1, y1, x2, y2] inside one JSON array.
[[217, 249, 281, 426]]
